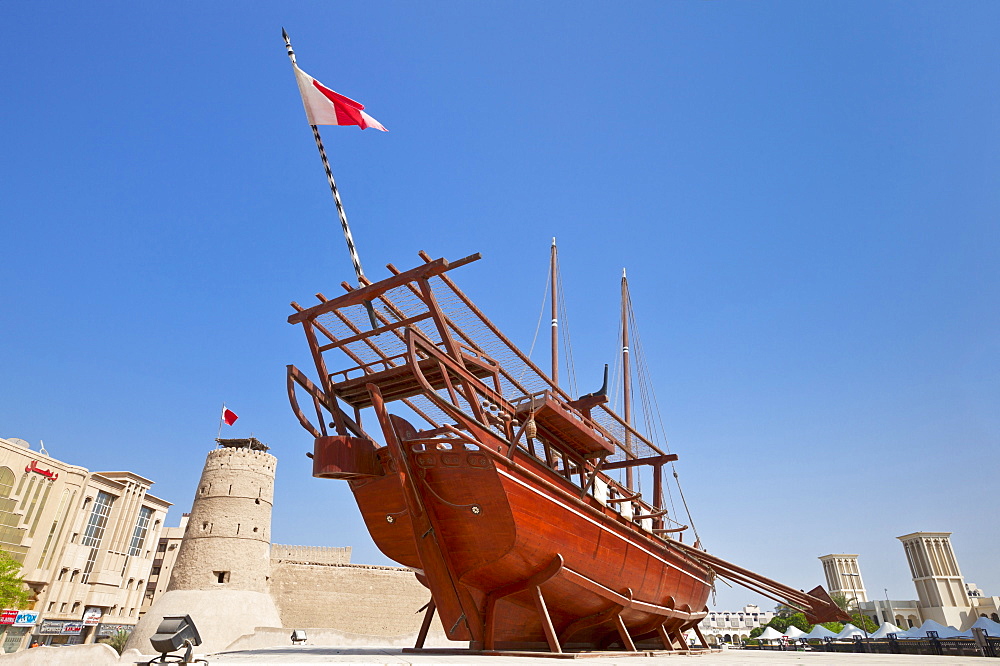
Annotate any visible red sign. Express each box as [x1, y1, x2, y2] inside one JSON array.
[[0, 609, 17, 625]]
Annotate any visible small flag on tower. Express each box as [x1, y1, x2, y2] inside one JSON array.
[[292, 65, 387, 131], [222, 407, 239, 426]]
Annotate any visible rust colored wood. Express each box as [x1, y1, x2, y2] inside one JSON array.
[[693, 624, 711, 650], [614, 614, 637, 652], [414, 599, 436, 649], [550, 239, 558, 387], [386, 262, 537, 400], [604, 493, 641, 505], [286, 365, 321, 438], [621, 271, 633, 489], [317, 312, 432, 352], [655, 624, 674, 651], [366, 383, 475, 641], [312, 435, 382, 479], [653, 463, 664, 531], [331, 354, 497, 409], [484, 556, 563, 650], [558, 604, 623, 645], [532, 586, 562, 654], [514, 392, 614, 458], [288, 254, 480, 324], [601, 454, 678, 471], [287, 364, 370, 440]]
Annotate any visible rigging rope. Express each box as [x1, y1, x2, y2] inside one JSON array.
[[520, 256, 551, 387]]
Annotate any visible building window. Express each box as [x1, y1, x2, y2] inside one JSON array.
[[60, 603, 67, 613], [128, 507, 153, 556], [80, 491, 115, 583], [992, 613, 999, 623], [0, 466, 28, 561], [71, 602, 80, 613], [214, 571, 230, 584]]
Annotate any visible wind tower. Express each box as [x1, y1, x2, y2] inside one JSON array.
[[819, 554, 869, 603], [897, 531, 973, 629], [126, 439, 282, 654]]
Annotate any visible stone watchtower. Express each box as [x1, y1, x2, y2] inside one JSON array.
[[169, 440, 275, 592], [127, 439, 282, 654]]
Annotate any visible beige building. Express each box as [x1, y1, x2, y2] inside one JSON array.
[[820, 532, 1000, 633], [897, 532, 1000, 630], [0, 436, 170, 651], [140, 513, 189, 616], [819, 554, 868, 603]]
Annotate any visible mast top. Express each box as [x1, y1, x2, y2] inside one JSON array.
[[282, 28, 297, 65], [552, 237, 557, 248], [622, 267, 627, 279]]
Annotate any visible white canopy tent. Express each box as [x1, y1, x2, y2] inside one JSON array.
[[782, 625, 806, 639], [835, 623, 866, 640], [895, 625, 923, 639], [904, 619, 961, 639], [968, 616, 1000, 636], [756, 627, 784, 642], [802, 624, 837, 640], [869, 621, 904, 639]]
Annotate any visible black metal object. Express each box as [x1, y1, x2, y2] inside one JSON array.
[[146, 615, 206, 665]]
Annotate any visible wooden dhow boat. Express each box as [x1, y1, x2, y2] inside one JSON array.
[[284, 249, 848, 653]]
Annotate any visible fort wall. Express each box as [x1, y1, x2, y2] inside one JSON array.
[[269, 561, 432, 635]]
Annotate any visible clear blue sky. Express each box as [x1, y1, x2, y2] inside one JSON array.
[[2, 2, 997, 611]]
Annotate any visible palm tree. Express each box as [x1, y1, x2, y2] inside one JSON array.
[[830, 592, 858, 612]]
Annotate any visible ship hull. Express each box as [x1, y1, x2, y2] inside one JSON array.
[[345, 433, 711, 651]]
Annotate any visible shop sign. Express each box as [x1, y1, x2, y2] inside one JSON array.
[[38, 620, 83, 635], [39, 620, 65, 635], [81, 606, 102, 626], [0, 610, 17, 624], [12, 611, 38, 627], [96, 623, 134, 638]]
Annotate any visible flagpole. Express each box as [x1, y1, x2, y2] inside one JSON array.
[[216, 403, 225, 440], [283, 28, 378, 328]]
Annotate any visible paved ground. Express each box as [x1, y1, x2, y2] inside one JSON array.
[[195, 646, 986, 665]]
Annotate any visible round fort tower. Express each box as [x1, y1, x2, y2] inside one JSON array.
[[127, 438, 282, 654], [168, 441, 276, 592]]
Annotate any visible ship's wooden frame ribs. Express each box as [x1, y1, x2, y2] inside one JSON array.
[[286, 252, 848, 653]]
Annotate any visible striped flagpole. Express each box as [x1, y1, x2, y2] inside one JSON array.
[[283, 29, 378, 328]]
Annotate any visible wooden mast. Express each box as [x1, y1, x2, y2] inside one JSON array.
[[621, 268, 634, 490], [550, 238, 559, 386]]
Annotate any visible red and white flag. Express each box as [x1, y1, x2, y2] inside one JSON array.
[[292, 65, 387, 131], [222, 407, 239, 426]]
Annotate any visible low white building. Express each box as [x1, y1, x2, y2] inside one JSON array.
[[698, 604, 774, 645]]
